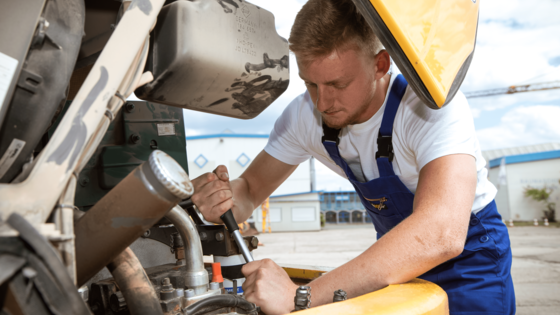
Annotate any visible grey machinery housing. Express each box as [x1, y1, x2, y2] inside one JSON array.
[[135, 0, 290, 119]]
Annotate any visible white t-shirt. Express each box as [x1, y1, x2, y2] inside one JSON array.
[[264, 75, 497, 213]]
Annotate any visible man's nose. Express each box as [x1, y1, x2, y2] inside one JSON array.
[[314, 85, 333, 112]]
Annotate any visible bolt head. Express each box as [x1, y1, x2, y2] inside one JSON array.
[[125, 103, 135, 112], [199, 232, 208, 241], [79, 177, 90, 187], [142, 230, 151, 238], [215, 232, 224, 242], [130, 134, 140, 144]]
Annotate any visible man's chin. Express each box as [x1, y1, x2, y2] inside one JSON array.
[[322, 115, 349, 130]]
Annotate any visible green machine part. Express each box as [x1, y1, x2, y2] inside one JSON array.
[[49, 101, 189, 210]]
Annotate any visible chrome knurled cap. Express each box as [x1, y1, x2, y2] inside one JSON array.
[[149, 150, 194, 199]]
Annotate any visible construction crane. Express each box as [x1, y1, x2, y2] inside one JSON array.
[[464, 80, 560, 98]]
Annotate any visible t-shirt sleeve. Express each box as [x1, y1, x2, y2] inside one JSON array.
[[403, 90, 479, 171], [264, 94, 312, 165]]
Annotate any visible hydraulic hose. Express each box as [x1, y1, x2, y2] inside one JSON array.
[[107, 248, 163, 315], [186, 295, 258, 315]]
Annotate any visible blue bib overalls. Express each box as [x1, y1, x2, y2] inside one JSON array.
[[321, 75, 516, 314]]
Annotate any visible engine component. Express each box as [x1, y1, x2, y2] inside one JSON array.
[[215, 254, 248, 295], [75, 150, 193, 285], [0, 0, 85, 183], [220, 209, 254, 263], [164, 206, 209, 295], [135, 0, 289, 119], [107, 247, 163, 315], [90, 262, 222, 315], [185, 295, 258, 315], [159, 277, 182, 314], [143, 221, 259, 259], [333, 289, 348, 302], [3, 213, 90, 314], [0, 0, 45, 130]]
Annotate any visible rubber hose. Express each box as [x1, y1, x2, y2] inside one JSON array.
[[186, 295, 257, 315]]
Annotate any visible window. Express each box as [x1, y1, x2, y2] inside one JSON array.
[[291, 207, 316, 222]]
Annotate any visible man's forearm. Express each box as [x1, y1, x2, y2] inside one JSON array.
[[230, 177, 259, 222], [307, 208, 468, 306]]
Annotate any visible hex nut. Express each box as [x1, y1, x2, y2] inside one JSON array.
[[209, 282, 220, 290], [250, 236, 259, 248]]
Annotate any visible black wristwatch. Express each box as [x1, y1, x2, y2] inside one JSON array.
[[293, 286, 311, 311]]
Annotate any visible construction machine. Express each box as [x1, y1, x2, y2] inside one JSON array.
[[0, 0, 478, 313]]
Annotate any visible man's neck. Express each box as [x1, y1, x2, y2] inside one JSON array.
[[353, 73, 392, 125]]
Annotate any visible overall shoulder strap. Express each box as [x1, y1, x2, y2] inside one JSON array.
[[376, 74, 408, 176]]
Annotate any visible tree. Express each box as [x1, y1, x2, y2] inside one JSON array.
[[524, 182, 557, 222]]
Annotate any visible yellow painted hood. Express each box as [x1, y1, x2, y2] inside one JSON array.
[[352, 0, 479, 109]]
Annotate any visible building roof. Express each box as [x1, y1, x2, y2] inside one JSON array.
[[185, 133, 269, 140], [482, 143, 560, 162], [489, 149, 560, 168], [270, 191, 323, 198]]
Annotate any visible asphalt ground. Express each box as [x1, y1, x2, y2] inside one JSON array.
[[252, 225, 560, 314]]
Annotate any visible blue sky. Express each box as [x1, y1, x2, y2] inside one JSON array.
[[132, 0, 560, 191]]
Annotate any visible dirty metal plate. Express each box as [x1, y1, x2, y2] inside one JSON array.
[[135, 0, 289, 119]]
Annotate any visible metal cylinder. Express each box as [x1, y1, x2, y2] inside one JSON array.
[[165, 206, 208, 295], [232, 230, 254, 263], [107, 248, 163, 315], [75, 150, 193, 285]]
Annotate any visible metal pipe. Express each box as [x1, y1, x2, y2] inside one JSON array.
[[108, 247, 164, 315], [75, 150, 193, 286], [165, 206, 209, 295]]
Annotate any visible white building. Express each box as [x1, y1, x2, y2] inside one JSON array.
[[252, 191, 322, 232], [186, 132, 322, 231], [186, 132, 310, 196], [486, 144, 560, 222]]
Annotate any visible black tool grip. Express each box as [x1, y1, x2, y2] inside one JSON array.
[[220, 209, 239, 232]]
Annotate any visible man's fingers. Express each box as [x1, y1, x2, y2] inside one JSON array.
[[192, 178, 231, 204], [241, 260, 266, 277], [213, 165, 230, 181], [192, 172, 217, 191], [242, 267, 258, 292], [209, 198, 234, 220], [206, 188, 233, 207]]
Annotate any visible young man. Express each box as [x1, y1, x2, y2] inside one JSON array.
[[191, 0, 515, 314]]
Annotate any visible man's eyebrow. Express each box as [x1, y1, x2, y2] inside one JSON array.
[[299, 73, 352, 85]]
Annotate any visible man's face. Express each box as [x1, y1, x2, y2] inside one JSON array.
[[296, 47, 387, 129]]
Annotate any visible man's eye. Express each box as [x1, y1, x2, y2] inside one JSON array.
[[335, 84, 348, 90], [305, 82, 317, 87]]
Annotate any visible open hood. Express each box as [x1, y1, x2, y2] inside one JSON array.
[[352, 0, 479, 109]]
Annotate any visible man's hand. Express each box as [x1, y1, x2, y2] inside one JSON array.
[[191, 165, 233, 223], [242, 259, 298, 315]]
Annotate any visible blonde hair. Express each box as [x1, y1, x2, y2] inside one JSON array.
[[289, 0, 383, 61]]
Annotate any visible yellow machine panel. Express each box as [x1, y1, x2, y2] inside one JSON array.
[[353, 0, 479, 109], [283, 265, 449, 315], [296, 279, 449, 315]]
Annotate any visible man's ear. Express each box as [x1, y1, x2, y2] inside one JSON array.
[[374, 50, 391, 80]]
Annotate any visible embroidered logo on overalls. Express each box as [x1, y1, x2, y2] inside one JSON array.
[[364, 197, 387, 210]]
